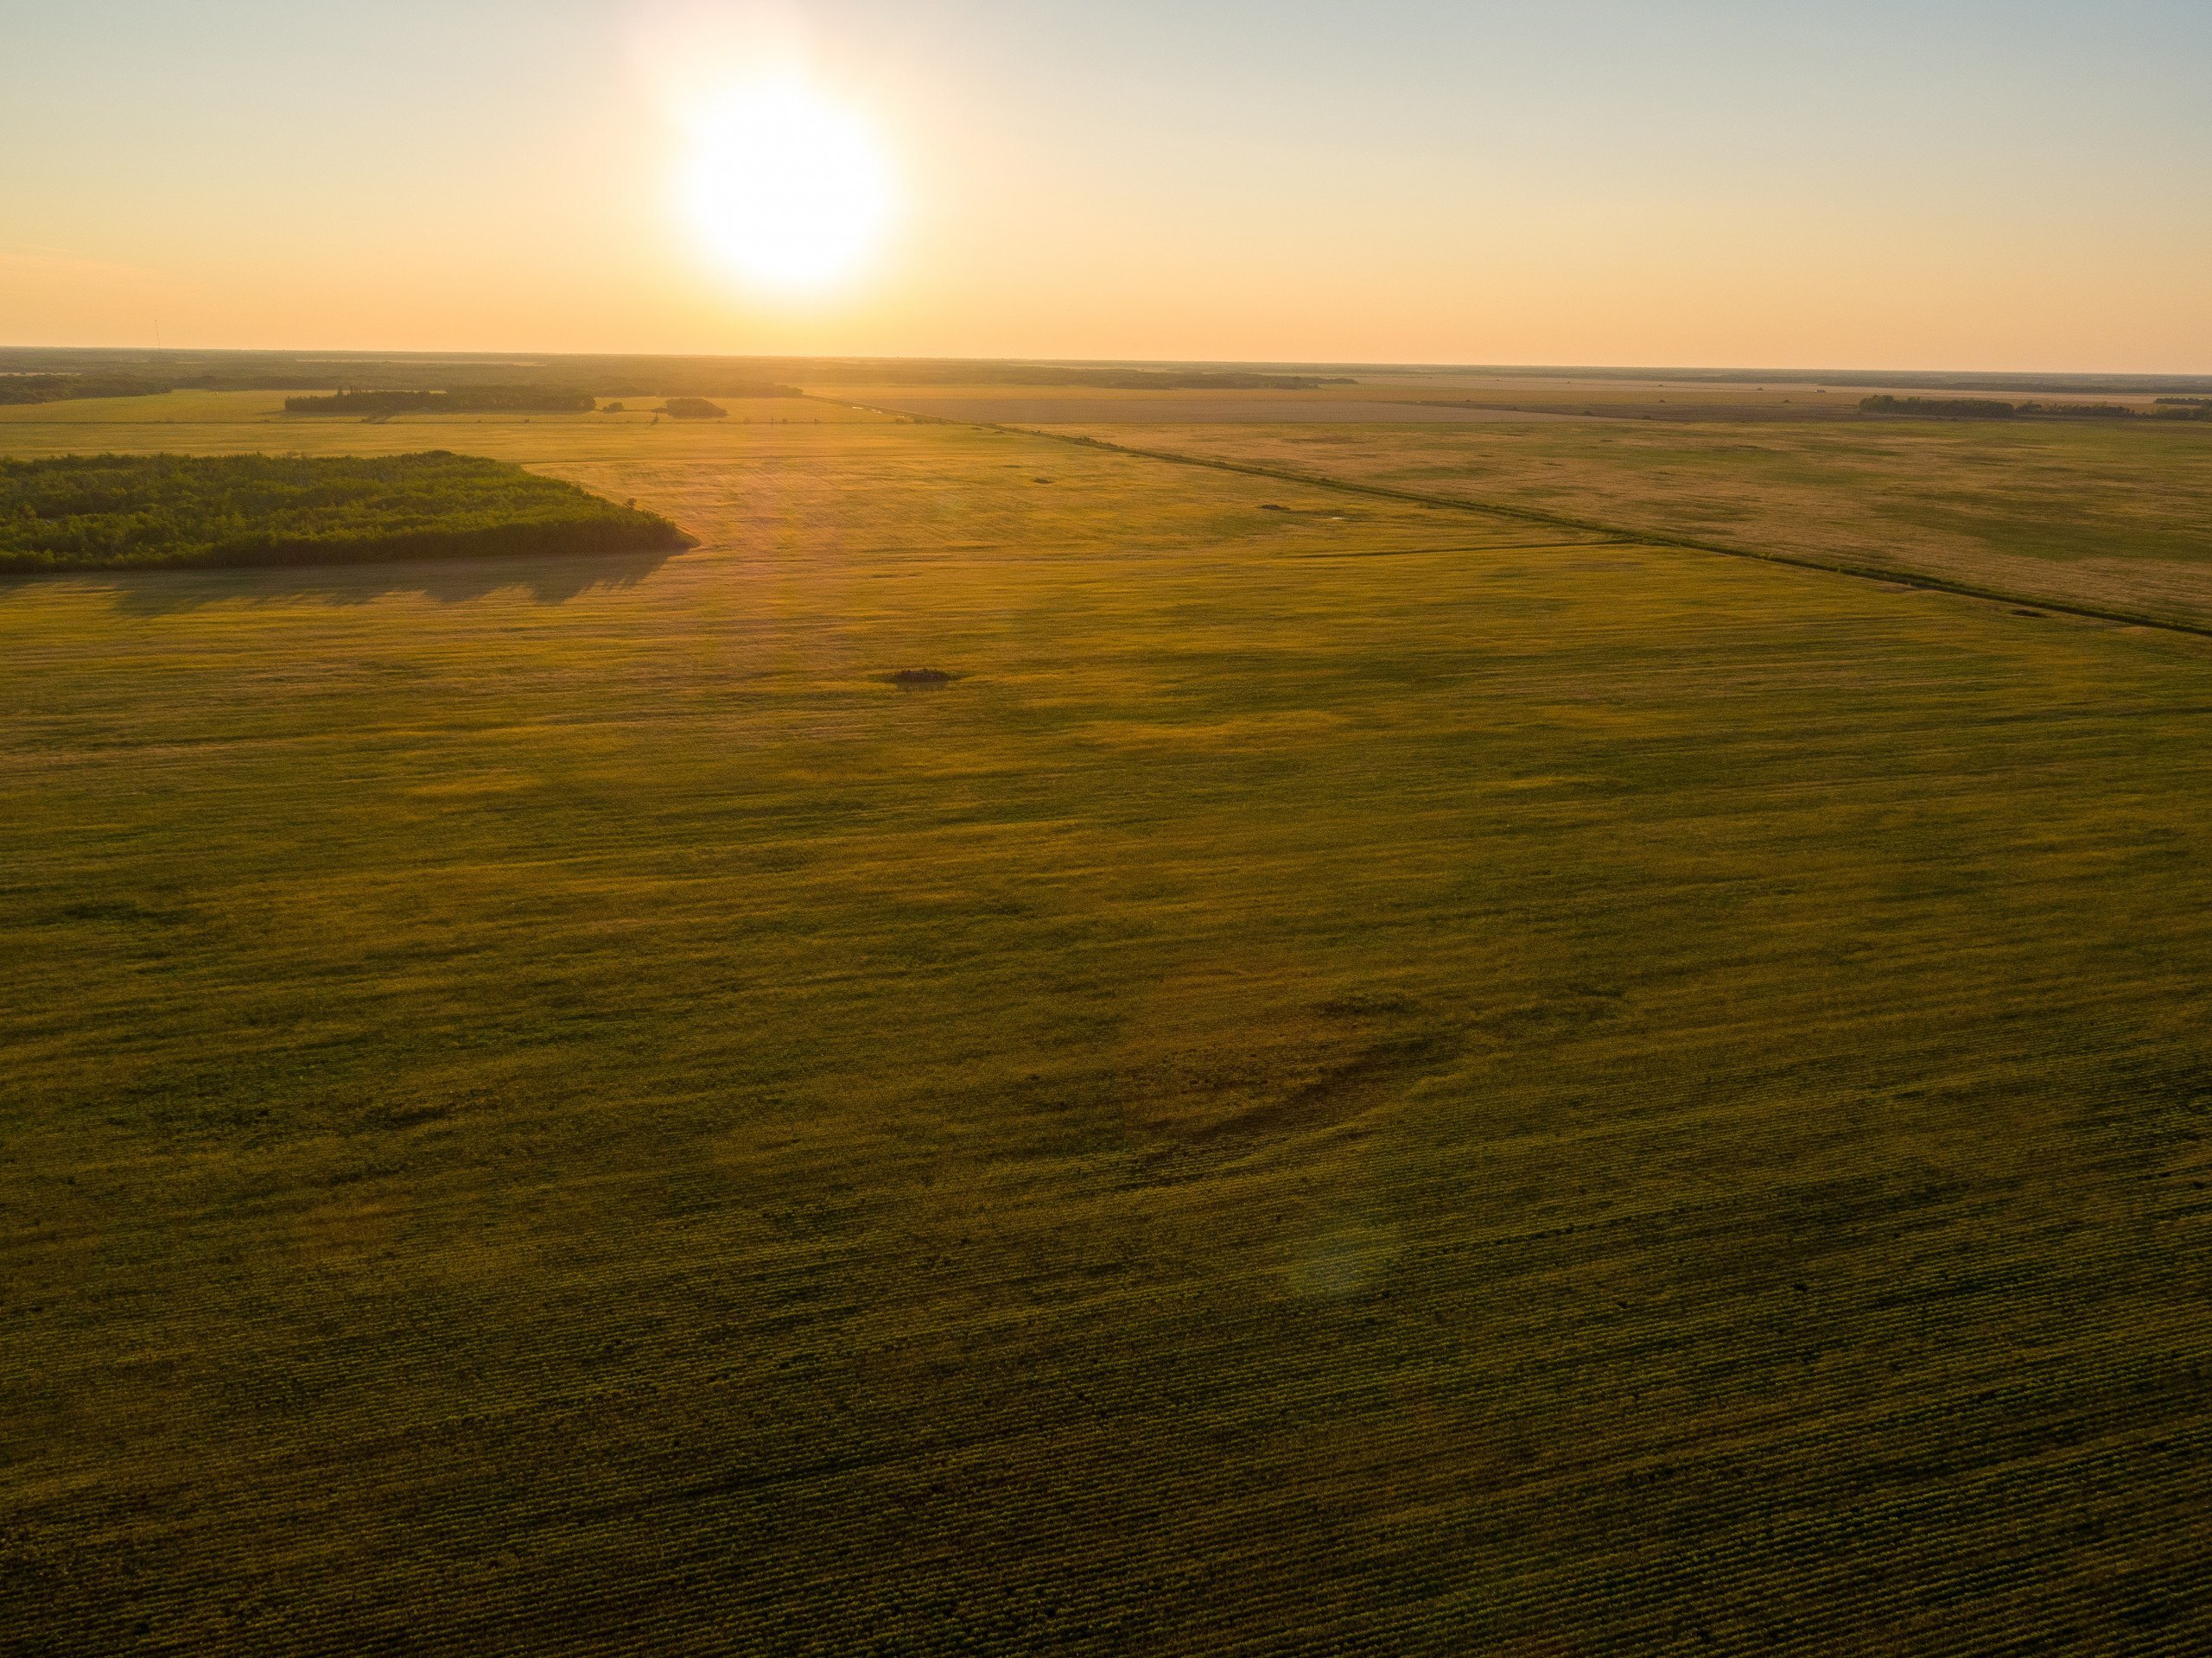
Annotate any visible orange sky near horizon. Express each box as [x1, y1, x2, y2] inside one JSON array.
[[5, 1, 2210, 372]]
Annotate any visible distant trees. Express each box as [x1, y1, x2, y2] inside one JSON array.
[[947, 367, 1353, 391], [3, 351, 1362, 403], [283, 391, 432, 416], [1859, 394, 2207, 422], [785, 363, 1355, 390], [6, 353, 1340, 408], [0, 451, 690, 570], [283, 385, 810, 417], [284, 387, 596, 416], [1860, 395, 2018, 419], [0, 373, 177, 405], [653, 382, 802, 399]]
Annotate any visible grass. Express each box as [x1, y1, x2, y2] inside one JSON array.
[[976, 403, 2212, 630], [4, 397, 2212, 1653], [0, 450, 686, 571]]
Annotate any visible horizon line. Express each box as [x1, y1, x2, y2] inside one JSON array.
[[6, 345, 2212, 388]]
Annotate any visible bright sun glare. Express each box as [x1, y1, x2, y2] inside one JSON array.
[[681, 77, 894, 297]]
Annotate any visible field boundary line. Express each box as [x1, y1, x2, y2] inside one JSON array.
[[829, 397, 2212, 643]]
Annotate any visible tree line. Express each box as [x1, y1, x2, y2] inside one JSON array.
[[0, 451, 690, 570], [284, 387, 598, 416], [1861, 394, 2209, 422]]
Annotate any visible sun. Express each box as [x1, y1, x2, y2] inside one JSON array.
[[680, 76, 894, 297]]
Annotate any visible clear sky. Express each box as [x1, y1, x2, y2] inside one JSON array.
[[4, 0, 2209, 370]]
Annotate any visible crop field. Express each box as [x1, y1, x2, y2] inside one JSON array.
[[6, 391, 2212, 1653], [971, 396, 2212, 632]]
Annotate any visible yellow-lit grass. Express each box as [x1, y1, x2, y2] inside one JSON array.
[[3, 408, 2211, 1653], [1002, 406, 2212, 630]]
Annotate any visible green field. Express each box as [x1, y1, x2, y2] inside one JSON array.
[[853, 380, 2212, 630], [6, 391, 2212, 1652]]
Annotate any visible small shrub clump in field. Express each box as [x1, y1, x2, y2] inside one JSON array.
[[658, 397, 728, 420], [0, 451, 692, 571]]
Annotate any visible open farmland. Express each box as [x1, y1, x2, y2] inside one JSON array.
[[957, 391, 2212, 632], [6, 394, 2212, 1654]]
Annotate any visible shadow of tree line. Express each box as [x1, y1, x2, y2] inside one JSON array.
[[0, 546, 691, 616]]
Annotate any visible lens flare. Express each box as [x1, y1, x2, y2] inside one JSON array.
[[681, 75, 894, 296]]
